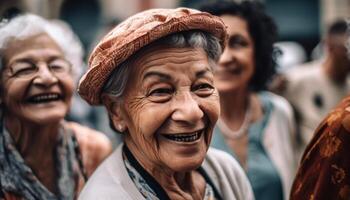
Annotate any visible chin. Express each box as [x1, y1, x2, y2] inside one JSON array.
[[167, 153, 206, 172], [28, 110, 68, 125], [32, 115, 65, 125]]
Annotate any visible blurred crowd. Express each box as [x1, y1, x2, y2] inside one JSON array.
[[0, 0, 349, 200]]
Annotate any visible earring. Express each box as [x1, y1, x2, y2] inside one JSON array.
[[117, 124, 126, 132]]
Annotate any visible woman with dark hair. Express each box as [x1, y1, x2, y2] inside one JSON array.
[[200, 1, 297, 200]]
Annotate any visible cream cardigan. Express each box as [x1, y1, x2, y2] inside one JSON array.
[[261, 92, 297, 200], [78, 144, 254, 200]]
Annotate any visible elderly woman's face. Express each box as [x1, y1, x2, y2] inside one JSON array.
[[215, 15, 255, 93], [1, 33, 74, 124], [113, 46, 220, 172]]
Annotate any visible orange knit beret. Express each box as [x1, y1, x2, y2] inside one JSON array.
[[78, 7, 227, 105]]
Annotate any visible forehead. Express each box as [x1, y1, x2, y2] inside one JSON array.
[[220, 15, 249, 36], [3, 33, 63, 64], [132, 46, 211, 77]]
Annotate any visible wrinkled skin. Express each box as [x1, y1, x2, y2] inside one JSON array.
[[1, 33, 74, 125], [0, 33, 75, 193], [105, 46, 220, 199], [0, 33, 112, 196]]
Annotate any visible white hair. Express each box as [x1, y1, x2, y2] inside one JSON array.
[[0, 14, 84, 80]]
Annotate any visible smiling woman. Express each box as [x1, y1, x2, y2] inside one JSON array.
[[77, 7, 254, 200], [0, 14, 112, 200], [199, 1, 298, 200]]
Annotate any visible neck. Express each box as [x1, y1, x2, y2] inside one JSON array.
[[3, 114, 61, 194], [219, 88, 250, 124], [125, 139, 205, 200], [4, 114, 60, 167], [323, 56, 348, 84]]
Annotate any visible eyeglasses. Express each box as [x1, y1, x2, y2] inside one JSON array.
[[6, 58, 72, 79]]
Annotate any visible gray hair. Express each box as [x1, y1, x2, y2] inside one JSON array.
[[102, 30, 222, 100], [0, 14, 84, 80]]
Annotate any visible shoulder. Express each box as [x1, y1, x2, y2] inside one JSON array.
[[286, 61, 321, 81], [78, 146, 132, 200], [205, 148, 246, 180], [204, 148, 254, 200], [291, 96, 350, 199], [205, 147, 240, 166], [261, 91, 294, 118], [284, 63, 322, 93], [299, 96, 350, 163], [67, 122, 113, 176], [316, 96, 350, 134]]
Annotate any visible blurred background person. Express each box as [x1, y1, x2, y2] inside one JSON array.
[[290, 93, 350, 200], [78, 8, 254, 200], [199, 1, 297, 200], [291, 30, 350, 197], [0, 13, 111, 199], [281, 19, 350, 160]]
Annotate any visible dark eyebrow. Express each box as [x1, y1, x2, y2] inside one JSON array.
[[143, 71, 172, 81]]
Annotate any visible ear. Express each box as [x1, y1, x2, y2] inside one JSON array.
[[102, 94, 127, 133]]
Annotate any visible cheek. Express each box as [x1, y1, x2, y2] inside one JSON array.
[[125, 99, 173, 162], [126, 97, 171, 138], [240, 50, 254, 70], [199, 92, 220, 126], [61, 77, 75, 100], [2, 80, 26, 104], [247, 50, 255, 73]]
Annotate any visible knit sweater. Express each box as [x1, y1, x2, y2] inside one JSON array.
[[78, 144, 254, 200]]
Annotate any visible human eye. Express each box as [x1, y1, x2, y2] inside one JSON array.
[[192, 82, 214, 97], [147, 85, 174, 102], [149, 87, 174, 96], [228, 35, 248, 49], [10, 62, 36, 77], [49, 59, 71, 73]]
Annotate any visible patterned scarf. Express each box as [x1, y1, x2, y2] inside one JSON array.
[[0, 122, 84, 200]]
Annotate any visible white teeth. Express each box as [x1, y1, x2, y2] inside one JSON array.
[[30, 93, 60, 103], [164, 131, 202, 142]]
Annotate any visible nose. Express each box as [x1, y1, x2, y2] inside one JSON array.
[[171, 91, 204, 125], [218, 47, 234, 66], [32, 64, 58, 86]]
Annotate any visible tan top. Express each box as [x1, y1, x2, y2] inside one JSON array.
[[78, 7, 227, 105]]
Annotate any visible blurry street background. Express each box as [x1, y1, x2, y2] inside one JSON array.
[[1, 0, 349, 146]]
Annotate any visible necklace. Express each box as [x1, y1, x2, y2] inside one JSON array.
[[217, 98, 252, 139]]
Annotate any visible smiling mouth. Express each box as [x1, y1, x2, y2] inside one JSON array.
[[27, 93, 62, 104], [162, 130, 203, 143]]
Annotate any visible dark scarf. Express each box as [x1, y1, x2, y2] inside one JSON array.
[[0, 121, 85, 200]]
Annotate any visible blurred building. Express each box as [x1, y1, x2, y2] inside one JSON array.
[[1, 0, 349, 58]]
